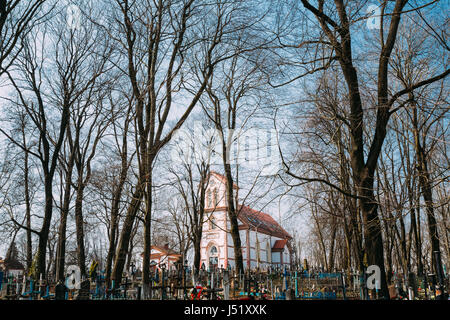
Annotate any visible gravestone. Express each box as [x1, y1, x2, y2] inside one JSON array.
[[75, 279, 90, 300], [286, 288, 294, 300], [55, 283, 68, 300]]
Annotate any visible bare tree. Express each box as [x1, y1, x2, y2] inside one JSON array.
[[277, 0, 449, 298], [165, 127, 212, 278], [108, 0, 244, 297], [0, 5, 112, 277], [0, 0, 49, 76]]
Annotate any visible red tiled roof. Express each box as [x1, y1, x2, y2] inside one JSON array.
[[272, 239, 288, 251], [237, 205, 292, 239]]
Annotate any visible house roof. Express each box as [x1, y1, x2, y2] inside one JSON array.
[[209, 171, 239, 189], [150, 253, 181, 260], [3, 258, 25, 271], [271, 239, 288, 252], [237, 205, 292, 240], [141, 245, 181, 258]]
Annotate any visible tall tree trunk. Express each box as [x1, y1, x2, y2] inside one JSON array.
[[328, 218, 337, 272], [55, 160, 74, 282], [142, 165, 153, 299], [359, 174, 390, 298], [105, 174, 126, 285], [111, 182, 144, 285], [312, 201, 328, 271], [105, 141, 129, 285], [34, 175, 54, 279], [193, 235, 202, 276], [223, 162, 244, 273], [412, 104, 443, 277], [191, 165, 207, 279], [74, 182, 87, 278], [408, 180, 424, 275], [22, 125, 33, 271]]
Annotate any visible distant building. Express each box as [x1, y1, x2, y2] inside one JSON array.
[[141, 244, 182, 271], [0, 243, 25, 277], [200, 172, 293, 271]]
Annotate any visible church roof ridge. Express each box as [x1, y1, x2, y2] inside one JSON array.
[[237, 204, 292, 240]]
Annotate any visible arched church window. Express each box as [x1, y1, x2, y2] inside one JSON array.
[[209, 245, 218, 270], [207, 189, 212, 208], [210, 215, 217, 230], [213, 188, 218, 207]]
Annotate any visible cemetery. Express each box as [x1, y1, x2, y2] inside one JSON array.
[[1, 263, 448, 300], [0, 0, 449, 305]]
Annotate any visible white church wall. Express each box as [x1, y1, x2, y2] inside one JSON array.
[[270, 238, 277, 247], [261, 249, 267, 262], [283, 251, 289, 264], [250, 248, 256, 260], [239, 230, 246, 245], [227, 233, 233, 245], [272, 252, 281, 263], [228, 247, 234, 259]]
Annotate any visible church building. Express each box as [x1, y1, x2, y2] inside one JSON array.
[[200, 172, 293, 271]]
